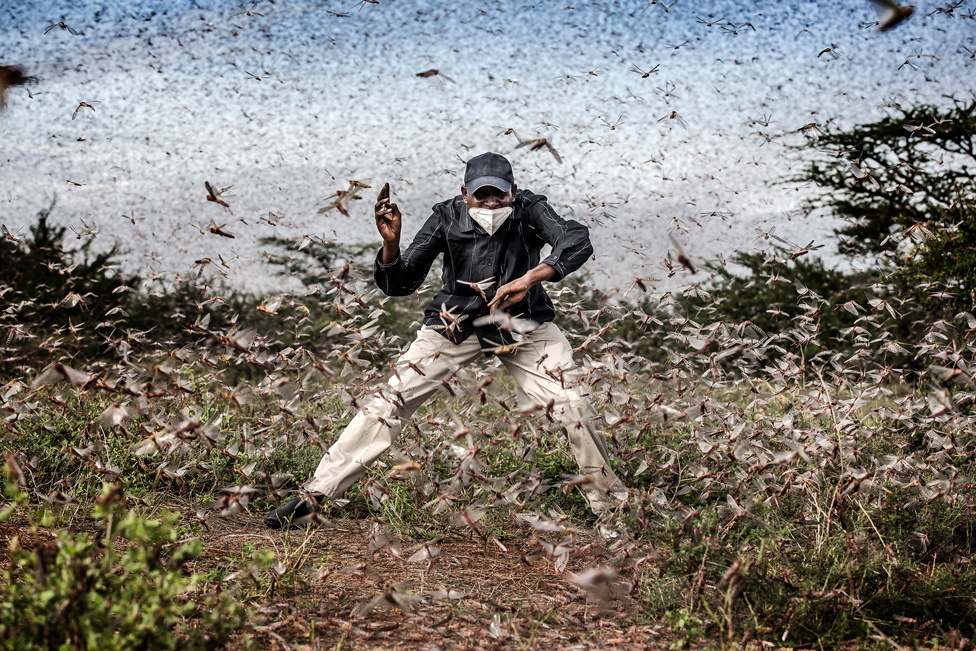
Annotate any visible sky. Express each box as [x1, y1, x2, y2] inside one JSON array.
[[1, 0, 974, 294]]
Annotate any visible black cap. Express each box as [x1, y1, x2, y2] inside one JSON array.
[[464, 152, 514, 194]]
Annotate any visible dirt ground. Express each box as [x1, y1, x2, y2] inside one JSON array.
[[3, 515, 932, 650], [189, 515, 669, 651]]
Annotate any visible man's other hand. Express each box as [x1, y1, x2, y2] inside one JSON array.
[[489, 278, 531, 312], [488, 263, 556, 313]]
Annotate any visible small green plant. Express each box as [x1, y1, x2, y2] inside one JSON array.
[[0, 480, 245, 650], [666, 607, 704, 650]]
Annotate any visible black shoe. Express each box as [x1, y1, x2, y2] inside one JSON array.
[[264, 495, 322, 529]]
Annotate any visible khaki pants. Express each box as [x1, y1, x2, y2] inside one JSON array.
[[306, 322, 627, 512]]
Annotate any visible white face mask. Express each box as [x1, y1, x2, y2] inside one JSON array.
[[468, 206, 513, 236]]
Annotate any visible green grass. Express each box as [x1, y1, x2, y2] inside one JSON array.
[[8, 372, 976, 647]]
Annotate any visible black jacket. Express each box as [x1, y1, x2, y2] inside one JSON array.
[[374, 189, 593, 352]]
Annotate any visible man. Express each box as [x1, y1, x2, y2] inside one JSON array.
[[265, 152, 627, 528]]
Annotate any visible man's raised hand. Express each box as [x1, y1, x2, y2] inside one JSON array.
[[375, 183, 402, 265], [375, 182, 402, 243]]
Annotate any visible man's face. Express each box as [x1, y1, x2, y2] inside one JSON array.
[[461, 184, 517, 209]]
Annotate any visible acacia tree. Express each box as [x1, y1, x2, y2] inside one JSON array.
[[893, 182, 976, 315], [794, 97, 976, 258], [792, 97, 976, 315]]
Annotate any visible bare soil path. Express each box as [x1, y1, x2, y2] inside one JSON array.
[[190, 517, 666, 651]]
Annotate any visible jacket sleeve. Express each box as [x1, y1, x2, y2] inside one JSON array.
[[528, 200, 594, 282], [374, 210, 445, 296]]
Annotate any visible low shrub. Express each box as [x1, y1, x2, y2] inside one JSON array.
[[0, 480, 245, 651]]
